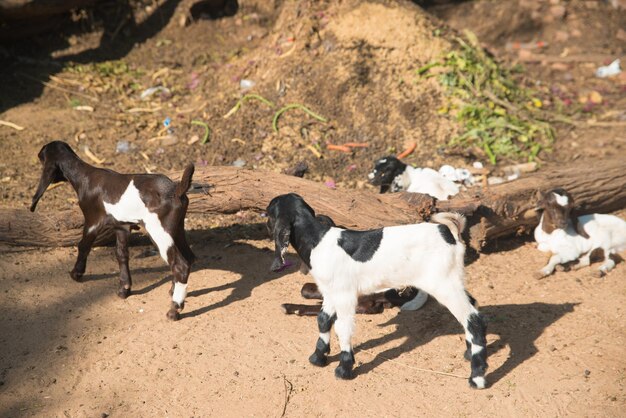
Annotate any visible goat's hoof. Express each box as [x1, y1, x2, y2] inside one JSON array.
[[555, 265, 566, 272], [309, 352, 327, 367], [533, 271, 548, 280], [166, 309, 181, 321], [464, 348, 472, 361], [334, 365, 354, 380], [117, 287, 131, 299], [593, 269, 606, 278], [69, 270, 84, 282], [469, 376, 487, 389]]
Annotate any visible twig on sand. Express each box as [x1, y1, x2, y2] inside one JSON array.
[[357, 348, 466, 379], [280, 375, 294, 418], [0, 120, 25, 131]]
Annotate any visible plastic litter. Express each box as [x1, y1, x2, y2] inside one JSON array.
[[140, 86, 170, 100], [438, 165, 475, 186], [240, 79, 256, 90], [116, 140, 132, 153], [163, 117, 172, 128], [324, 179, 336, 189], [232, 158, 246, 167], [595, 59, 621, 78]]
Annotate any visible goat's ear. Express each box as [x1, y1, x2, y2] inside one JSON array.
[[30, 161, 65, 212], [270, 218, 291, 272]]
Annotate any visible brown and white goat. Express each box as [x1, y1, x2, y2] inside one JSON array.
[[534, 188, 626, 278], [30, 141, 195, 320]]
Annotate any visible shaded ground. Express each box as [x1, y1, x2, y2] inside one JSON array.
[[0, 214, 625, 417], [1, 0, 625, 416]]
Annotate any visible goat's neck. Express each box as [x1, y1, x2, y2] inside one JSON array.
[[290, 215, 331, 268], [392, 167, 412, 192], [540, 210, 566, 234], [59, 157, 94, 194]]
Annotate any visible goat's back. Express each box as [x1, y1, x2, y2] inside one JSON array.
[[580, 214, 626, 252]]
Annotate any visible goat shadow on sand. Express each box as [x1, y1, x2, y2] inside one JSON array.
[[344, 300, 578, 387], [76, 221, 294, 319]]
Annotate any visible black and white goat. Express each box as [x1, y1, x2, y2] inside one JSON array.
[[266, 193, 487, 388], [30, 141, 195, 320], [534, 188, 626, 278], [368, 156, 459, 200]]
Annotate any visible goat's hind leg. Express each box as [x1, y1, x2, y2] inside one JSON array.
[[424, 282, 488, 389], [115, 226, 132, 299], [309, 303, 336, 367], [70, 225, 98, 282]]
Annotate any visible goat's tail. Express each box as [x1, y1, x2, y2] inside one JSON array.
[[176, 163, 195, 197], [431, 212, 466, 242]]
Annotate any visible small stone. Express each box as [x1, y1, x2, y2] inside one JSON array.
[[584, 369, 591, 377], [554, 30, 569, 42], [549, 5, 566, 19], [551, 62, 569, 71]]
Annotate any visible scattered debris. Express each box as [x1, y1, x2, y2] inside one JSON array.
[[306, 144, 322, 159], [272, 104, 327, 133], [82, 146, 106, 164], [223, 93, 274, 119], [74, 105, 94, 112], [139, 86, 171, 100], [115, 141, 132, 154], [505, 40, 547, 51], [240, 79, 256, 90], [191, 120, 211, 144], [327, 144, 351, 153], [284, 161, 308, 178], [232, 159, 246, 167], [595, 59, 621, 78], [0, 120, 25, 131], [438, 165, 475, 186], [397, 142, 417, 159], [187, 135, 200, 145], [324, 179, 336, 189]]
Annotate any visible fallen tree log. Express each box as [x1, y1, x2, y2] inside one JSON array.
[[1, 157, 625, 250]]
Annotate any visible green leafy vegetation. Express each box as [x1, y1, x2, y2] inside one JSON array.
[[419, 31, 554, 164]]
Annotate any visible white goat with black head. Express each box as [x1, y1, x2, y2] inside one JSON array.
[[368, 156, 459, 200], [534, 188, 626, 278], [266, 193, 488, 388]]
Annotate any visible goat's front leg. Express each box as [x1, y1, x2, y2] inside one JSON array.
[[597, 249, 616, 277], [166, 247, 191, 321], [115, 227, 132, 299], [572, 251, 592, 271], [309, 305, 336, 367], [332, 294, 358, 379], [70, 225, 98, 281], [534, 254, 563, 279]]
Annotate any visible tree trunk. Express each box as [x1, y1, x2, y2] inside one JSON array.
[[1, 157, 624, 250]]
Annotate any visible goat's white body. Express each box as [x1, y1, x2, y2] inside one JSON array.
[[397, 166, 460, 201], [534, 213, 626, 275], [310, 224, 470, 320], [303, 220, 485, 388], [103, 180, 173, 262]]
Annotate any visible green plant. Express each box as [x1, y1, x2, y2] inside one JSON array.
[[419, 31, 554, 164]]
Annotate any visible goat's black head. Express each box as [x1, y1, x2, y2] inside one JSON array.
[[30, 141, 77, 212], [368, 156, 407, 193], [266, 193, 316, 272], [536, 188, 589, 238]]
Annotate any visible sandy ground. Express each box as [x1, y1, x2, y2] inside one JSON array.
[[1, 215, 625, 417]]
